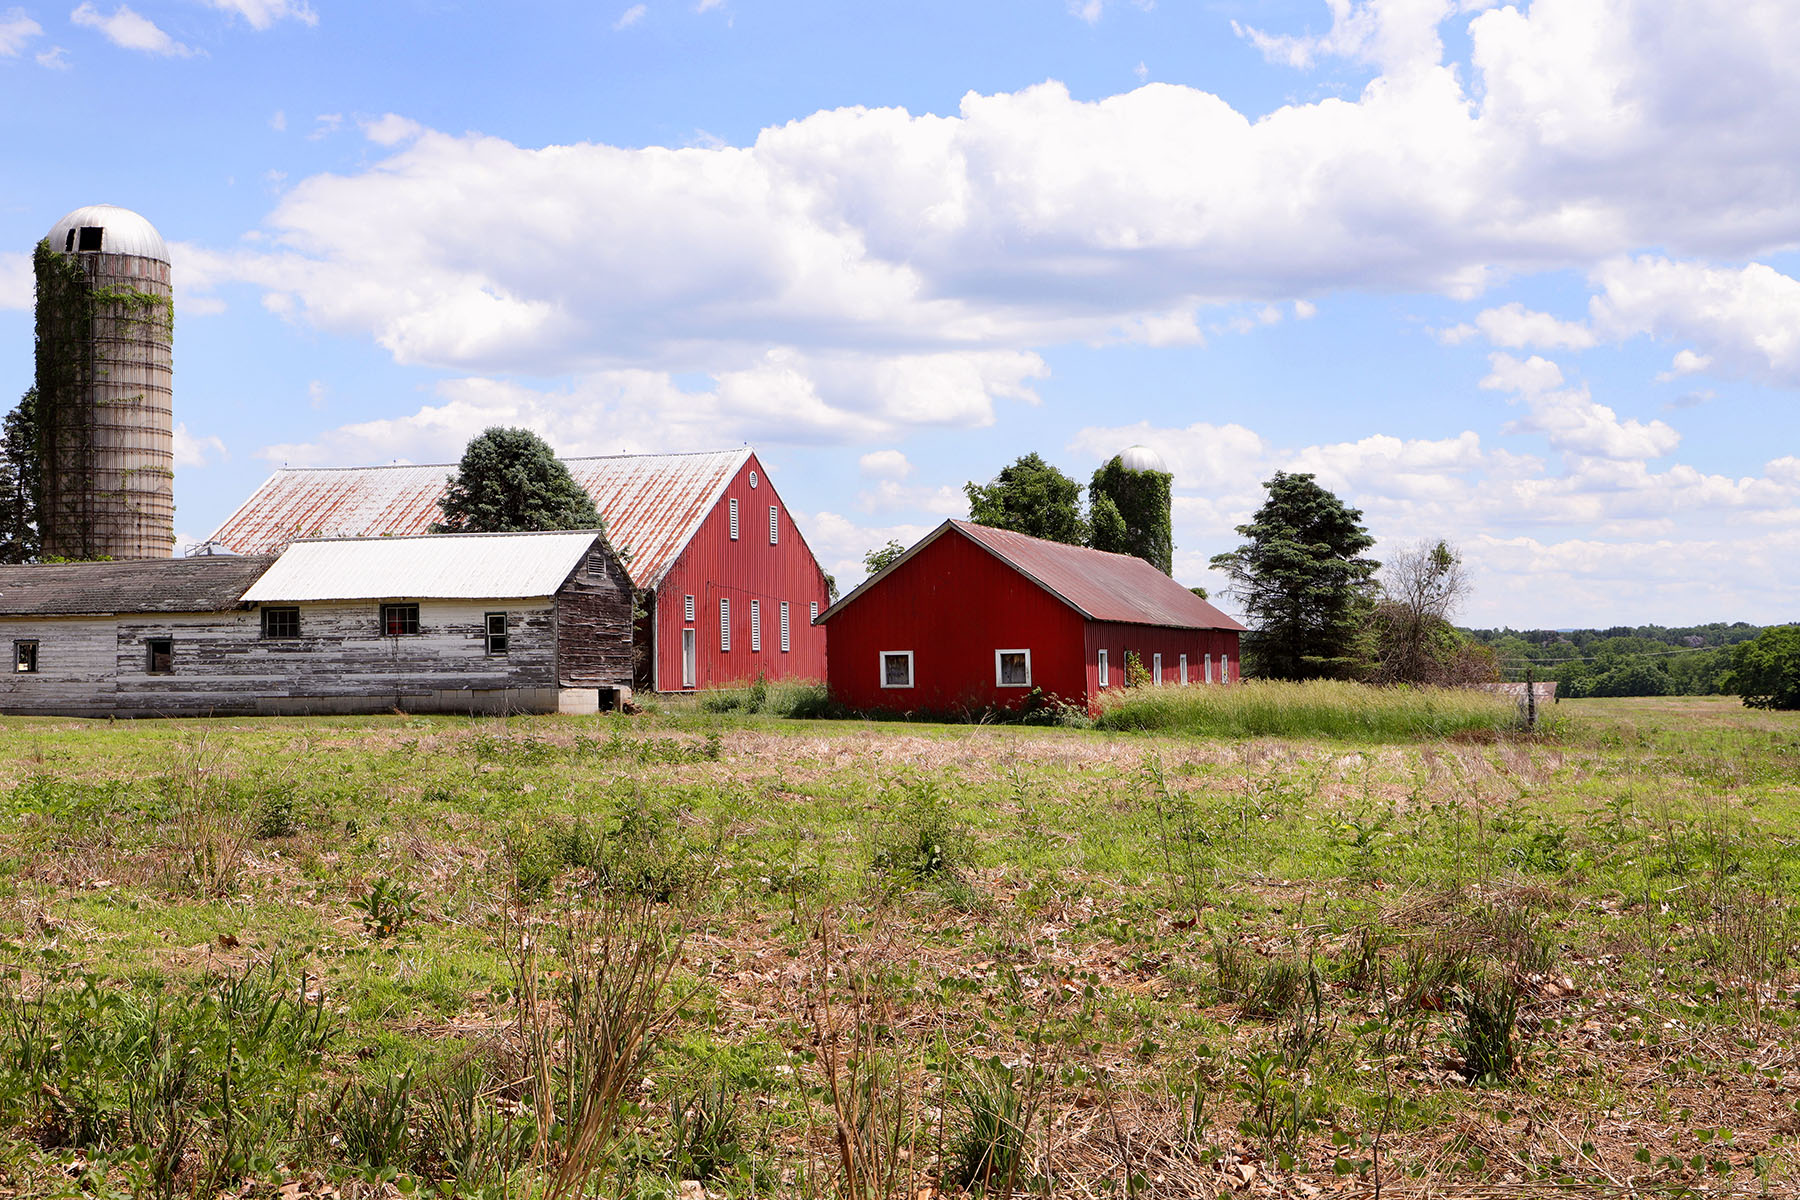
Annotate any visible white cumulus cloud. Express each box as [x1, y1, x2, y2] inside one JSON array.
[[1473, 302, 1596, 350], [71, 2, 194, 55], [1590, 256, 1800, 386], [173, 424, 228, 468], [613, 3, 645, 30], [202, 0, 316, 29], [858, 449, 913, 480], [0, 6, 42, 55]]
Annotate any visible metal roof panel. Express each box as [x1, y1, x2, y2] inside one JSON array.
[[242, 530, 602, 603]]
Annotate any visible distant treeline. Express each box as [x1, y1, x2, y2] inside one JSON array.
[[1463, 623, 1782, 698]]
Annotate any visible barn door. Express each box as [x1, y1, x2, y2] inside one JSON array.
[[681, 629, 697, 689]]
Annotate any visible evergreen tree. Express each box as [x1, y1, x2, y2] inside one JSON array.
[[964, 453, 1089, 545], [0, 389, 40, 564], [435, 427, 607, 536], [1210, 471, 1379, 680], [1087, 455, 1173, 573]]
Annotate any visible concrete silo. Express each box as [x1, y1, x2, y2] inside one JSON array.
[[35, 204, 175, 560]]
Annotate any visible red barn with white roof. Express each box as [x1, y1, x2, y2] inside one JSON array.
[[817, 520, 1245, 714], [208, 448, 830, 692]]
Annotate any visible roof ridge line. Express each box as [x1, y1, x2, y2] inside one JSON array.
[[274, 447, 753, 473]]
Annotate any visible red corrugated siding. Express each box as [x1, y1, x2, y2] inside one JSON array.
[[1082, 621, 1241, 710], [825, 531, 1088, 712], [654, 454, 830, 690]]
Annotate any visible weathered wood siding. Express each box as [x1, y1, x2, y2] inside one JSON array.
[[0, 615, 121, 716], [555, 549, 635, 688]]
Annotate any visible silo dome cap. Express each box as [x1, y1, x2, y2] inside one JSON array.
[[1117, 444, 1168, 473], [44, 204, 169, 261]]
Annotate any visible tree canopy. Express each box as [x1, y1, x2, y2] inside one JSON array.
[[964, 453, 1089, 545], [863, 539, 906, 575], [0, 389, 40, 564], [434, 427, 607, 537], [1087, 455, 1173, 574], [1210, 471, 1378, 680], [1723, 625, 1800, 710], [1367, 539, 1494, 686]]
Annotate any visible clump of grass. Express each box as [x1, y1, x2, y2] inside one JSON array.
[[1094, 679, 1519, 741], [701, 675, 840, 718], [870, 779, 972, 884], [1456, 971, 1525, 1083]]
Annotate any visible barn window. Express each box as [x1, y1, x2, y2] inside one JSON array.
[[720, 598, 731, 651], [486, 612, 509, 655], [995, 649, 1031, 688], [1179, 654, 1188, 684], [13, 640, 38, 674], [1152, 653, 1162, 683], [1205, 654, 1213, 684], [1218, 653, 1229, 682], [880, 651, 914, 689], [780, 601, 790, 652], [750, 599, 761, 651], [769, 505, 779, 544], [750, 470, 759, 488], [1097, 649, 1109, 688], [146, 638, 174, 674], [810, 600, 819, 623], [684, 594, 695, 623], [729, 498, 739, 540], [382, 604, 420, 636], [261, 607, 300, 639], [681, 628, 697, 688]]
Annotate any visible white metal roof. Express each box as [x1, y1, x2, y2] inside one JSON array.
[[241, 530, 603, 603], [44, 204, 169, 261]]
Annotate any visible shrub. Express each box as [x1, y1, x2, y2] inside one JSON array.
[[871, 779, 971, 883]]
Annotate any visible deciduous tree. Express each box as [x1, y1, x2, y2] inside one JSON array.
[[1723, 625, 1800, 710], [964, 453, 1089, 545], [1210, 471, 1378, 680], [435, 427, 607, 536], [1368, 539, 1494, 685], [863, 539, 906, 575]]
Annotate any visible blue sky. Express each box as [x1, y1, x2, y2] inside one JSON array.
[[4, 0, 1799, 628]]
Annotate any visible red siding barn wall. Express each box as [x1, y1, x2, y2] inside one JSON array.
[[826, 531, 1088, 712], [653, 454, 831, 690], [1083, 623, 1242, 710]]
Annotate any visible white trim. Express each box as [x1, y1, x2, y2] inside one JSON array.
[[1218, 653, 1229, 682], [720, 597, 731, 651], [880, 650, 914, 689], [749, 470, 758, 488], [1205, 653, 1213, 684], [1097, 648, 1109, 688], [684, 593, 695, 623], [1152, 652, 1162, 683], [729, 497, 739, 541], [995, 648, 1032, 688], [1179, 654, 1188, 684], [680, 628, 697, 688], [780, 601, 790, 652], [750, 599, 761, 651]]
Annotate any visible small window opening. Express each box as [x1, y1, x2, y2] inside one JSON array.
[[780, 601, 790, 652], [261, 607, 300, 639], [486, 612, 509, 655], [1097, 648, 1109, 688], [810, 600, 819, 623], [769, 505, 779, 544], [729, 498, 739, 540], [996, 649, 1031, 688], [64, 230, 75, 252], [146, 637, 174, 674], [382, 603, 420, 636], [720, 598, 731, 651], [14, 640, 38, 674], [750, 470, 759, 488], [750, 599, 761, 652], [1179, 654, 1188, 684], [77, 226, 104, 252], [1152, 653, 1162, 682], [881, 650, 914, 689], [684, 594, 695, 623]]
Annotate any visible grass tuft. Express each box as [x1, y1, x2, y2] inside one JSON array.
[[1094, 679, 1519, 741]]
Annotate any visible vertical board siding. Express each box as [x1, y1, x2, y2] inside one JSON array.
[[554, 549, 636, 687], [1083, 622, 1240, 710], [824, 532, 1088, 713], [654, 453, 830, 690]]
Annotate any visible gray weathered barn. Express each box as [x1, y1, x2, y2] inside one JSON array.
[[0, 530, 632, 717]]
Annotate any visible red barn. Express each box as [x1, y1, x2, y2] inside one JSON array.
[[818, 519, 1245, 714], [207, 449, 830, 693]]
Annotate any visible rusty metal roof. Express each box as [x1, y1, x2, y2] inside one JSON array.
[[0, 555, 275, 616], [209, 449, 750, 588], [820, 520, 1247, 632], [243, 531, 603, 603]]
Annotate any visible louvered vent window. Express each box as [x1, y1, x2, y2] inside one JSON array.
[[750, 600, 761, 651], [810, 601, 819, 622], [780, 602, 790, 652], [720, 598, 731, 651], [729, 498, 739, 540], [769, 506, 779, 544], [684, 594, 695, 623]]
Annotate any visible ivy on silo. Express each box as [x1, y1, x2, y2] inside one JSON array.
[[1088, 455, 1174, 575], [32, 240, 96, 551]]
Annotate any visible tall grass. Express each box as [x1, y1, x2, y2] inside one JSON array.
[[697, 675, 839, 719], [1093, 679, 1519, 740]]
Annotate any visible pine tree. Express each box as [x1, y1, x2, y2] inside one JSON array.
[[0, 389, 41, 564], [1210, 471, 1379, 680], [435, 427, 607, 535]]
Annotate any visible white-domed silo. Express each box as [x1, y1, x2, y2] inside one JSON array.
[[1117, 444, 1168, 474], [35, 204, 175, 560]]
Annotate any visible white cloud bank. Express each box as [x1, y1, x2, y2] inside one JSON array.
[[71, 3, 195, 55], [0, 6, 41, 55]]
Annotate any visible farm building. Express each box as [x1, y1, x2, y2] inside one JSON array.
[[818, 520, 1245, 714], [0, 530, 632, 717], [207, 448, 830, 693]]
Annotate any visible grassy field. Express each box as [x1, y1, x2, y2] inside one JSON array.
[[0, 694, 1797, 1198]]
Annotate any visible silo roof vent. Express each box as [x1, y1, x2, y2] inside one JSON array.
[[44, 204, 169, 262]]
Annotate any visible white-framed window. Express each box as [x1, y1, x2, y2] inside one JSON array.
[[750, 599, 761, 651], [1205, 653, 1213, 684], [681, 628, 697, 688], [684, 594, 695, 623], [1152, 653, 1162, 682], [1097, 648, 1109, 688], [810, 600, 819, 623], [1179, 654, 1188, 684], [720, 598, 731, 651], [749, 469, 758, 488], [769, 505, 779, 544], [1218, 653, 1230, 682], [880, 650, 914, 689], [780, 601, 791, 652], [995, 649, 1031, 688]]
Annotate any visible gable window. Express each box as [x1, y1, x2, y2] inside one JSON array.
[[14, 640, 38, 674], [382, 603, 420, 637], [750, 599, 761, 651], [146, 638, 174, 674], [261, 607, 300, 639], [729, 497, 739, 540], [1179, 654, 1188, 685], [1152, 653, 1162, 683], [486, 612, 509, 655], [769, 505, 779, 544], [880, 650, 914, 689], [1097, 648, 1109, 688], [810, 600, 819, 623], [995, 649, 1031, 688], [780, 601, 790, 652], [749, 469, 759, 488], [720, 598, 731, 651], [684, 594, 695, 623]]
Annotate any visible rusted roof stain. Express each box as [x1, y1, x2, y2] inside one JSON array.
[[209, 449, 749, 589]]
